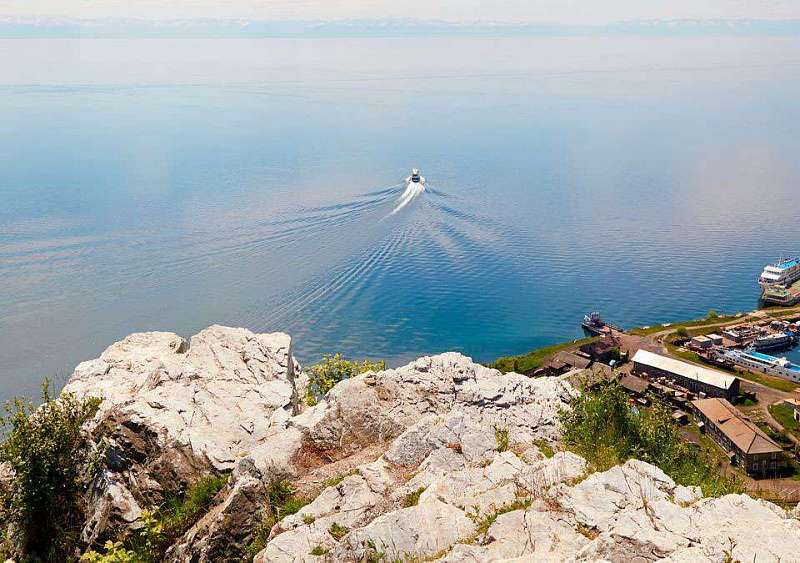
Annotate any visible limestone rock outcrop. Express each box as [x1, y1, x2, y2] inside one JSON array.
[[62, 325, 305, 545], [46, 326, 800, 562]]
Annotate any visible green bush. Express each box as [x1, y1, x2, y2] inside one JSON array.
[[305, 354, 385, 405], [675, 327, 688, 337], [560, 383, 742, 496], [80, 541, 137, 562], [0, 379, 100, 560], [707, 309, 719, 320], [488, 338, 597, 374]]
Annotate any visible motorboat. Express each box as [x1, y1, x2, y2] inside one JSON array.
[[406, 168, 426, 188]]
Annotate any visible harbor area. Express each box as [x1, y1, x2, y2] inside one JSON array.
[[492, 306, 800, 497], [678, 315, 800, 383]]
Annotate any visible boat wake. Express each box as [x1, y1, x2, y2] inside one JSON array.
[[389, 182, 426, 216]]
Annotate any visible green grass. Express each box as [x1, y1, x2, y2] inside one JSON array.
[[755, 420, 794, 448], [403, 487, 426, 508], [322, 469, 358, 489], [769, 403, 800, 439], [246, 480, 311, 558], [158, 475, 228, 537], [629, 313, 755, 336], [532, 439, 555, 458], [494, 427, 509, 452], [328, 522, 349, 541], [489, 337, 597, 374], [734, 369, 799, 393]]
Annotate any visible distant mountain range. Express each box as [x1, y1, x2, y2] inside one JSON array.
[[2, 17, 800, 38]]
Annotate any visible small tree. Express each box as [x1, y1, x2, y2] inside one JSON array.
[[675, 327, 688, 338], [305, 354, 385, 405], [0, 380, 100, 560], [707, 309, 719, 320]]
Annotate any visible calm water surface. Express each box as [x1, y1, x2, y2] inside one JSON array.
[[2, 37, 800, 401]]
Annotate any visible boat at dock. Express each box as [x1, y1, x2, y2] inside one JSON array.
[[581, 311, 623, 336], [581, 312, 606, 335], [752, 332, 795, 352], [723, 349, 800, 383], [759, 257, 800, 305]]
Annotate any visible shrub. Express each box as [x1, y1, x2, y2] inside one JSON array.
[[707, 309, 719, 320], [305, 354, 385, 405], [560, 383, 742, 496], [310, 545, 329, 555], [80, 541, 137, 563], [0, 379, 101, 560], [675, 327, 688, 337]]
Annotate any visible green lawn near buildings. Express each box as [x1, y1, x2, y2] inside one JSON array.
[[769, 403, 800, 439], [489, 337, 597, 374]]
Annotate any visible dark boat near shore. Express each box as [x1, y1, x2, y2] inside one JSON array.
[[582, 311, 607, 335]]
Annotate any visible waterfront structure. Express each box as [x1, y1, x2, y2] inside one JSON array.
[[723, 350, 800, 383], [707, 334, 724, 346], [690, 335, 713, 350], [632, 349, 739, 400], [691, 398, 786, 476]]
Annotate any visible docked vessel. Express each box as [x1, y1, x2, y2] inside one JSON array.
[[752, 332, 795, 352], [759, 257, 800, 305], [581, 312, 606, 335], [723, 349, 800, 383], [759, 258, 800, 288]]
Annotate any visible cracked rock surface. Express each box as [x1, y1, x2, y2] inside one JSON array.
[[52, 327, 800, 561], [62, 325, 305, 546]]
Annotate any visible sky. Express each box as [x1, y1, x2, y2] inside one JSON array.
[[3, 0, 800, 23]]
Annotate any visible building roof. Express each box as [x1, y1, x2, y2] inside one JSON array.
[[552, 351, 591, 370], [619, 374, 649, 394], [632, 349, 737, 391], [691, 398, 783, 456], [784, 398, 800, 409], [580, 337, 618, 355]]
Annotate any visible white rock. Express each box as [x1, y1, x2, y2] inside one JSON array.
[[63, 325, 305, 546], [332, 498, 476, 560]]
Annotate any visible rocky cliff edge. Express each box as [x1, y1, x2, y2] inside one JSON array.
[[56, 326, 800, 562]]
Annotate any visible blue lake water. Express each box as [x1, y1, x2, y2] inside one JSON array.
[[2, 36, 800, 402]]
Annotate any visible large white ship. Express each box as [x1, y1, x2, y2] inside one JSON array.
[[759, 258, 800, 288], [759, 257, 800, 305]]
